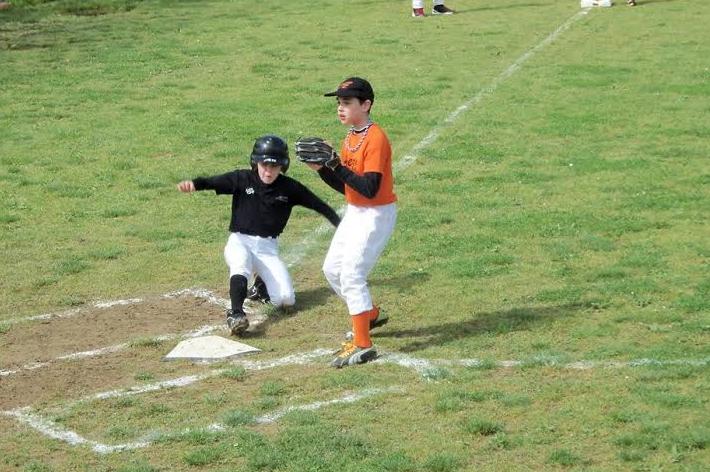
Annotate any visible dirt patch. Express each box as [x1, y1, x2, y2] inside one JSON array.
[[0, 293, 269, 410], [0, 348, 213, 410], [1, 296, 223, 367]]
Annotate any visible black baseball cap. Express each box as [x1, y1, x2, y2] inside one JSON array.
[[324, 77, 374, 102]]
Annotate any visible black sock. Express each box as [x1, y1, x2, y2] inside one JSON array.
[[229, 274, 248, 316]]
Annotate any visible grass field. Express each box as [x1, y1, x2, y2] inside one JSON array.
[[1, 0, 709, 470]]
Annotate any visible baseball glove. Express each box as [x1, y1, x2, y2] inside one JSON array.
[[295, 137, 340, 168]]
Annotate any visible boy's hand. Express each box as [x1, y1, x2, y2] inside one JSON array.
[[306, 163, 323, 171], [177, 181, 196, 193]]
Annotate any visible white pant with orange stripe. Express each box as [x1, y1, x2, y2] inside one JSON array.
[[323, 203, 397, 315]]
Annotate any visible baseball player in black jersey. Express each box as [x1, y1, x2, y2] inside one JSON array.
[[177, 135, 340, 335]]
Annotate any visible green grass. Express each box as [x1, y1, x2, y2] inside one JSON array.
[[1, 0, 709, 470]]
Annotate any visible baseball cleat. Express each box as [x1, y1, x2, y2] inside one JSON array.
[[226, 310, 249, 336], [412, 7, 425, 17], [331, 342, 377, 368], [370, 310, 389, 329], [432, 4, 455, 15], [246, 276, 270, 304]]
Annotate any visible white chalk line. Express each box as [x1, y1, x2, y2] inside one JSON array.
[[393, 9, 589, 174], [79, 349, 333, 404], [0, 322, 226, 378], [5, 288, 230, 325], [3, 8, 592, 380], [3, 407, 153, 454], [284, 10, 590, 264], [4, 299, 143, 325], [5, 348, 707, 454], [380, 353, 710, 378], [5, 10, 591, 332], [4, 387, 401, 454], [2, 8, 601, 454], [208, 386, 404, 430], [0, 287, 280, 378]]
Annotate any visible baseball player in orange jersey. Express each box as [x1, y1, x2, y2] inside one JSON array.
[[305, 77, 397, 367]]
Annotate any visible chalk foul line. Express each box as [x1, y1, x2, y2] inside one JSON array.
[[4, 387, 401, 454], [4, 348, 707, 454], [0, 322, 226, 378]]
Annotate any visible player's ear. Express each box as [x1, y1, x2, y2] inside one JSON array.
[[362, 99, 372, 113]]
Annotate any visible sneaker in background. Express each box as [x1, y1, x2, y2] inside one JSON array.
[[432, 4, 455, 15]]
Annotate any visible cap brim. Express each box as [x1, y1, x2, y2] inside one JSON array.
[[324, 90, 371, 99]]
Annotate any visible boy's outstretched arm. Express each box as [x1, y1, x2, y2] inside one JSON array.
[[298, 183, 341, 227]]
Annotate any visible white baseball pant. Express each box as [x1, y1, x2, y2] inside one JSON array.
[[323, 203, 397, 315], [224, 232, 295, 307]]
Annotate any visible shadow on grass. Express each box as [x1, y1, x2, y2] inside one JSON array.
[[246, 271, 433, 337], [375, 302, 594, 353], [243, 285, 333, 338]]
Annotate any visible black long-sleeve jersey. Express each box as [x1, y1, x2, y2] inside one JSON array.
[[192, 169, 340, 238]]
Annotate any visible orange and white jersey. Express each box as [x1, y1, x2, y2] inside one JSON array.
[[339, 123, 397, 207]]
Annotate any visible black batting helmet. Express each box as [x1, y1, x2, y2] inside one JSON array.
[[250, 135, 289, 173]]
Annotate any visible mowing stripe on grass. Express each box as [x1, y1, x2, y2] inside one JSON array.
[[4, 387, 400, 454]]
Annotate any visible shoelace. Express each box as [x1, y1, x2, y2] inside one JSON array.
[[336, 342, 358, 358]]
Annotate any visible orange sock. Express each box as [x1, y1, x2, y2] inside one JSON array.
[[352, 311, 372, 348], [368, 305, 380, 322]]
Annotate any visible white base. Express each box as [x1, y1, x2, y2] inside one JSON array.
[[581, 0, 612, 7], [163, 335, 260, 361]]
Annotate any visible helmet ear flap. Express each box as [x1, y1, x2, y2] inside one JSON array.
[[250, 135, 290, 173]]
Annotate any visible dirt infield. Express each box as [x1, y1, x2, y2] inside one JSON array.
[[0, 296, 227, 410]]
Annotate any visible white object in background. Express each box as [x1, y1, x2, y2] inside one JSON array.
[[581, 0, 612, 7]]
